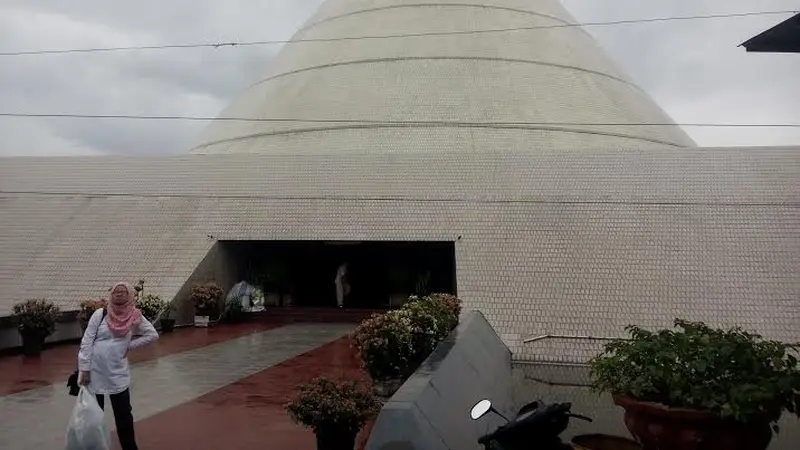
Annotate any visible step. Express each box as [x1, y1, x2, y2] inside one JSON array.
[[247, 307, 389, 324]]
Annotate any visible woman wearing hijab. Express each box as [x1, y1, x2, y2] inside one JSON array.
[[78, 281, 159, 450]]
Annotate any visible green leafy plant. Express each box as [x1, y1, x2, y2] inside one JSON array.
[[77, 298, 106, 325], [13, 299, 61, 337], [285, 377, 381, 434], [351, 311, 416, 381], [160, 301, 176, 319], [221, 295, 247, 323], [405, 294, 461, 335], [404, 294, 461, 365], [137, 294, 167, 322], [190, 283, 223, 316], [589, 319, 800, 432], [352, 294, 462, 382]]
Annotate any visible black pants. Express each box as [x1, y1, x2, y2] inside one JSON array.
[[96, 388, 139, 450]]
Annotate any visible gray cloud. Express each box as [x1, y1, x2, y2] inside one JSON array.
[[0, 0, 797, 156]]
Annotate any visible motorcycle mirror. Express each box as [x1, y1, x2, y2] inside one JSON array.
[[470, 399, 493, 420]]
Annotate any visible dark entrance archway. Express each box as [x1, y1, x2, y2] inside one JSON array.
[[227, 240, 457, 309]]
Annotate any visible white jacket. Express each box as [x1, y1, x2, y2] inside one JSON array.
[[77, 308, 158, 395]]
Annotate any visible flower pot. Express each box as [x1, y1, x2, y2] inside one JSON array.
[[572, 434, 642, 450], [613, 395, 773, 450], [160, 318, 176, 333], [19, 329, 47, 357], [315, 428, 357, 450], [194, 315, 210, 328]]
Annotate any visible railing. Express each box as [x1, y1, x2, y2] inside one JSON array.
[[522, 333, 629, 344], [523, 333, 800, 347]]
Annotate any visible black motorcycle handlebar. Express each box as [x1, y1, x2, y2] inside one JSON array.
[[569, 413, 593, 422], [476, 402, 592, 448]]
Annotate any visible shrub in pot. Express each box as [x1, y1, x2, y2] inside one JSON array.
[[351, 311, 416, 396], [400, 294, 462, 365], [77, 299, 106, 331], [427, 293, 462, 319], [351, 294, 462, 397], [137, 294, 166, 322], [159, 303, 177, 333], [13, 299, 60, 357], [221, 294, 247, 323], [589, 319, 800, 450], [286, 377, 381, 450], [405, 294, 461, 334], [190, 283, 223, 327]]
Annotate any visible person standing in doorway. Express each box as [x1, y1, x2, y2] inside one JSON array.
[[334, 262, 350, 308], [78, 281, 159, 450]]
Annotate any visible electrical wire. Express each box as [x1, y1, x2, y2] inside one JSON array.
[[0, 189, 793, 208], [0, 10, 795, 56], [0, 113, 797, 128]]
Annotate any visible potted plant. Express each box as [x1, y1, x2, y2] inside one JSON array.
[[285, 377, 381, 450], [589, 319, 800, 450], [351, 294, 462, 398], [77, 299, 106, 331], [12, 299, 60, 357], [159, 303, 177, 333], [220, 294, 247, 323], [351, 311, 416, 397], [137, 293, 166, 323], [190, 283, 223, 327]]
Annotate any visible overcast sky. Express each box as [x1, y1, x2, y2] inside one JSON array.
[[0, 0, 797, 157]]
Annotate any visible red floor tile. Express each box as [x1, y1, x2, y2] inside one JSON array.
[[0, 322, 280, 396], [122, 336, 376, 450]]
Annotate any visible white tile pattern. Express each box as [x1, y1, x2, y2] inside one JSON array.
[[0, 147, 798, 362]]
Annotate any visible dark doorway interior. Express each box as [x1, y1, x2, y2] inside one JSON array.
[[224, 240, 456, 308]]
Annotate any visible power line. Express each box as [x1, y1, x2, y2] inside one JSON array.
[[0, 190, 793, 208], [0, 113, 798, 128], [0, 10, 795, 56]]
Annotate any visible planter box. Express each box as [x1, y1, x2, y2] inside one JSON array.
[[194, 315, 210, 328]]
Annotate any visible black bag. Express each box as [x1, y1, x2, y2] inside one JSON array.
[[67, 308, 106, 396]]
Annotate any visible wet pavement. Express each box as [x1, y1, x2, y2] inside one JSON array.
[[0, 322, 279, 396], [126, 335, 372, 450], [0, 323, 358, 450]]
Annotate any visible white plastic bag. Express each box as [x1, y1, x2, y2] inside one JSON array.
[[65, 386, 109, 450]]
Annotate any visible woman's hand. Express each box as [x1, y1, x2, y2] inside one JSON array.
[[78, 371, 91, 386]]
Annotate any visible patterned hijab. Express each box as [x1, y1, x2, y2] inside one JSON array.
[[106, 282, 142, 337]]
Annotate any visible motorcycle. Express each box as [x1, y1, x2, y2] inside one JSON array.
[[470, 398, 592, 450]]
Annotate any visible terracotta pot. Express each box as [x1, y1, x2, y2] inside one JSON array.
[[613, 395, 773, 450], [315, 427, 357, 450]]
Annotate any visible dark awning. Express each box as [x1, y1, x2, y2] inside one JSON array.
[[740, 13, 800, 53]]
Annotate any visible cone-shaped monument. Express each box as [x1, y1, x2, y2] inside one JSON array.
[[191, 0, 695, 154]]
